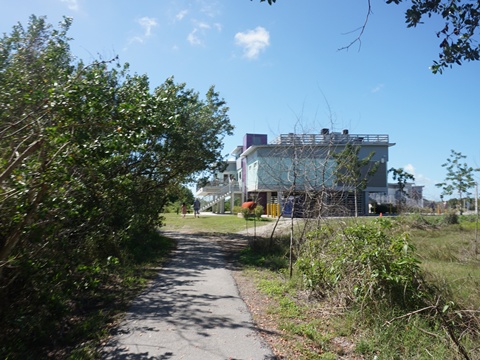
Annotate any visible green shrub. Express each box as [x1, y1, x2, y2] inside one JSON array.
[[240, 207, 250, 219], [443, 210, 459, 225], [254, 205, 264, 219], [296, 219, 424, 309], [162, 202, 180, 214], [239, 236, 289, 270], [396, 213, 441, 229], [233, 206, 243, 214]]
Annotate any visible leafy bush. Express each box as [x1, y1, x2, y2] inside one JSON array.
[[254, 205, 264, 219], [396, 213, 442, 229], [240, 207, 250, 219], [442, 210, 459, 225], [247, 217, 479, 358], [239, 236, 289, 271], [296, 219, 424, 309], [459, 214, 479, 223], [238, 205, 264, 219], [233, 206, 244, 214]]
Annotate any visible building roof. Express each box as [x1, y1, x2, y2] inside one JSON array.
[[236, 132, 395, 158], [230, 145, 244, 157]]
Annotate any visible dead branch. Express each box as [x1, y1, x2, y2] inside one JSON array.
[[338, 0, 372, 52], [384, 305, 437, 326]]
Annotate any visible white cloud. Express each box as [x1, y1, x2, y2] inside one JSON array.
[[187, 28, 203, 46], [176, 10, 188, 22], [371, 84, 384, 93], [404, 163, 433, 186], [138, 17, 158, 37], [197, 21, 211, 30], [404, 163, 415, 175], [187, 20, 221, 46], [199, 0, 221, 18], [61, 0, 79, 11], [234, 26, 270, 59], [124, 17, 158, 49]]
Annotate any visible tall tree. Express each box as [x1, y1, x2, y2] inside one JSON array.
[[389, 167, 415, 211], [0, 15, 232, 284], [0, 15, 77, 277], [0, 15, 234, 354], [436, 149, 479, 214], [253, 0, 480, 73], [334, 144, 379, 217]]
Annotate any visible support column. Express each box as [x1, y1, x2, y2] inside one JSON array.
[[229, 181, 235, 214], [217, 194, 225, 213]]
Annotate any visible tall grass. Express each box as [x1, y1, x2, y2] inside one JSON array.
[[407, 216, 480, 311]]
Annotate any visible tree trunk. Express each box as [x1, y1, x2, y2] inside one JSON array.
[[0, 184, 48, 281]]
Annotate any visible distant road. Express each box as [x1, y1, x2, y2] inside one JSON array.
[[101, 231, 276, 360]]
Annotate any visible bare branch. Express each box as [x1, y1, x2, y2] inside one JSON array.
[[384, 305, 437, 326], [338, 0, 372, 52]]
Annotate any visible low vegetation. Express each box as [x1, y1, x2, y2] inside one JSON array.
[[2, 210, 479, 359], [0, 230, 175, 359], [161, 211, 271, 233], [240, 214, 480, 359]]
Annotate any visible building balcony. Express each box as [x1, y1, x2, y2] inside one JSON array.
[[196, 181, 240, 197]]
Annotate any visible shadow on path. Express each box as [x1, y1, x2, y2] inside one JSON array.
[[100, 231, 277, 360]]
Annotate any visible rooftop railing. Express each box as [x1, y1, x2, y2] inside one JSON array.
[[271, 133, 389, 146]]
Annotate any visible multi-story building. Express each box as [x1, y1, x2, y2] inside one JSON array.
[[196, 129, 395, 216], [370, 183, 425, 209]]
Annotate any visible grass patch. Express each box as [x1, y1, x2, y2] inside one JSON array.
[[421, 260, 480, 309], [355, 311, 453, 359], [238, 236, 289, 270], [411, 226, 475, 261], [408, 216, 480, 309], [160, 212, 272, 234]]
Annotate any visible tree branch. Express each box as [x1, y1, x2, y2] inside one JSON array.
[[338, 0, 372, 52], [0, 139, 44, 183]]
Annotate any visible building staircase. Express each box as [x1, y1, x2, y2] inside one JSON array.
[[198, 182, 240, 212], [200, 192, 231, 212]]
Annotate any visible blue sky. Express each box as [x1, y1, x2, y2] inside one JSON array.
[[2, 0, 479, 200]]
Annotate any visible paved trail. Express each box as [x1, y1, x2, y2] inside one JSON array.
[[101, 231, 275, 360]]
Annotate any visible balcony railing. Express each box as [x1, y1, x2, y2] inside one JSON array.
[[196, 181, 240, 196]]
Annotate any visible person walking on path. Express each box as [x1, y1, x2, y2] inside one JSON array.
[[181, 202, 187, 218], [193, 198, 200, 218]]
